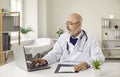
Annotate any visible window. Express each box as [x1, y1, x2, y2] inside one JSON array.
[[11, 0, 23, 25], [10, 0, 23, 40]]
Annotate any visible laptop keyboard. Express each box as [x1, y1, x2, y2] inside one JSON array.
[[27, 62, 51, 72]]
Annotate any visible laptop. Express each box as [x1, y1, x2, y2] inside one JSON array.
[[12, 45, 50, 72]]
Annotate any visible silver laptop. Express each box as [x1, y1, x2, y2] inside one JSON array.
[[12, 45, 50, 72]]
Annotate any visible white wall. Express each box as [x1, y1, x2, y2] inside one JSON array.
[[38, 0, 120, 43], [0, 0, 10, 9], [37, 0, 48, 37], [23, 0, 38, 39]]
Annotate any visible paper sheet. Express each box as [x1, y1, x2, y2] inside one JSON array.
[[59, 66, 75, 73]]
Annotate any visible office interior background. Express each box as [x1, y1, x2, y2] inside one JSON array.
[[1, 0, 120, 42], [0, 0, 120, 64]]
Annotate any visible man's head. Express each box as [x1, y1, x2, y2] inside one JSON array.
[[66, 13, 82, 37]]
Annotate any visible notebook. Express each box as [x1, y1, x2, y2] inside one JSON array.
[[12, 45, 50, 72]]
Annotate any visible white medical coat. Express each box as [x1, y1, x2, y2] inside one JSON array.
[[43, 30, 105, 66]]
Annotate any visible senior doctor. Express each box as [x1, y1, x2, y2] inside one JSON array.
[[32, 13, 105, 71]]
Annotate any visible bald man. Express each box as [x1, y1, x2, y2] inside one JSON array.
[[31, 13, 105, 71]]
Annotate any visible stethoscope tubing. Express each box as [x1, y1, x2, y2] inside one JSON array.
[[66, 30, 88, 54]]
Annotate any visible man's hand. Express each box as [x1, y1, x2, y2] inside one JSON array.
[[74, 62, 89, 72], [31, 59, 47, 67]]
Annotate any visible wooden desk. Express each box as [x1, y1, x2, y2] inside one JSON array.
[[0, 62, 120, 77]]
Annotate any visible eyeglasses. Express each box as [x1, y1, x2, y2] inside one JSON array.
[[65, 21, 79, 25]]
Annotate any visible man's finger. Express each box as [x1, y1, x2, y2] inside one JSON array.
[[81, 67, 87, 71], [30, 59, 38, 67], [74, 65, 82, 72], [38, 59, 47, 66]]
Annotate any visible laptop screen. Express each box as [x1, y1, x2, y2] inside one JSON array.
[[12, 45, 28, 71], [12, 45, 50, 72]]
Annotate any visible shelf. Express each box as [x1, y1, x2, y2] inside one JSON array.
[[0, 9, 20, 66], [105, 55, 120, 60], [102, 18, 120, 20], [102, 48, 120, 50], [103, 28, 120, 31], [102, 18, 120, 59], [3, 50, 12, 52], [2, 31, 19, 33], [102, 39, 120, 41]]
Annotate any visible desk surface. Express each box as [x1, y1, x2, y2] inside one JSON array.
[[0, 62, 120, 77]]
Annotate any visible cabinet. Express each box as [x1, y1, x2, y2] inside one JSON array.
[[102, 18, 120, 59], [0, 8, 20, 65]]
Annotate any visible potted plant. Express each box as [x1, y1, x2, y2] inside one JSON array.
[[92, 60, 101, 77], [56, 28, 64, 37], [20, 27, 33, 34], [20, 26, 33, 38]]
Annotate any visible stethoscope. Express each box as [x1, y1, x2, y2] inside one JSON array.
[[66, 30, 88, 54]]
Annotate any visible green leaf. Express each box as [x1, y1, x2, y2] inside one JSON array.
[[92, 60, 101, 69], [20, 27, 33, 34], [56, 28, 64, 37]]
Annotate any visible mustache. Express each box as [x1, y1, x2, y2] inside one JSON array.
[[72, 28, 80, 35], [68, 28, 80, 36]]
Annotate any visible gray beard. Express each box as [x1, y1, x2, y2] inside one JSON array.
[[69, 28, 80, 36]]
